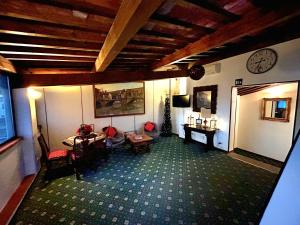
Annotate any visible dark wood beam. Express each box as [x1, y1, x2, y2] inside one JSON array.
[[0, 17, 107, 43], [95, 0, 164, 72], [238, 85, 271, 96], [3, 54, 95, 62], [0, 46, 98, 58], [12, 70, 188, 88], [17, 67, 92, 74], [0, 34, 101, 51], [34, 0, 121, 18], [195, 17, 300, 66], [13, 61, 93, 68], [153, 3, 300, 69], [0, 0, 113, 32], [184, 0, 240, 22], [0, 17, 188, 48]]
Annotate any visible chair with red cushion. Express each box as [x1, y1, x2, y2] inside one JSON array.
[[144, 121, 159, 141], [38, 133, 69, 172], [102, 126, 125, 150]]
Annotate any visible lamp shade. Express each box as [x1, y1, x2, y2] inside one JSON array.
[[201, 107, 211, 118]]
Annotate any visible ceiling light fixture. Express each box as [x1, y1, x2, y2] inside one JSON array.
[[72, 10, 88, 19]]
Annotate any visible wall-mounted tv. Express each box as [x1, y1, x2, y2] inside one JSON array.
[[172, 95, 190, 108]]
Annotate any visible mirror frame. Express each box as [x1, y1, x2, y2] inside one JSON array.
[[261, 97, 291, 122], [193, 85, 218, 114]]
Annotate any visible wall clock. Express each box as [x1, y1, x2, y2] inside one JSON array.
[[246, 48, 277, 74]]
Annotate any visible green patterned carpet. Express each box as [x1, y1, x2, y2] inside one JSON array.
[[11, 136, 276, 225]]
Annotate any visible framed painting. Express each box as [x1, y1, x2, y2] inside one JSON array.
[[93, 82, 145, 118], [193, 85, 218, 114]]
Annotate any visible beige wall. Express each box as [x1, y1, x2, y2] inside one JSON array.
[[35, 79, 184, 150], [235, 83, 298, 161]]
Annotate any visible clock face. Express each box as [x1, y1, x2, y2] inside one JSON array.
[[246, 48, 277, 74]]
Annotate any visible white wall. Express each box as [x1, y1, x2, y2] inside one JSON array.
[[0, 143, 24, 211], [235, 83, 297, 161], [35, 79, 181, 150], [13, 89, 40, 175], [260, 132, 300, 225], [179, 38, 300, 151]]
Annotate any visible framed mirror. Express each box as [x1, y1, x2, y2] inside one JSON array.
[[261, 98, 291, 122], [193, 85, 218, 114]]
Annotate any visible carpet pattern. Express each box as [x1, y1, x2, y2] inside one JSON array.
[[10, 136, 276, 225]]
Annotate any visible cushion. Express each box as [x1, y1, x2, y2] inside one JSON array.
[[48, 149, 68, 159], [104, 126, 117, 138], [144, 122, 155, 132]]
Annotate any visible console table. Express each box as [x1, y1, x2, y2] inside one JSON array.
[[183, 124, 217, 152]]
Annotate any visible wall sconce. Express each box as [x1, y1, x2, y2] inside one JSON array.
[[27, 88, 42, 99]]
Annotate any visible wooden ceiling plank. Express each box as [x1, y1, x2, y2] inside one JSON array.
[[153, 3, 300, 69], [0, 17, 187, 49], [35, 0, 121, 18], [0, 17, 107, 43], [0, 34, 101, 51], [95, 0, 164, 72], [0, 0, 113, 32], [0, 46, 98, 58], [2, 54, 96, 62], [12, 70, 188, 88], [18, 67, 92, 74], [12, 61, 94, 68]]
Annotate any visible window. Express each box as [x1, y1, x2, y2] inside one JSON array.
[[0, 73, 15, 144]]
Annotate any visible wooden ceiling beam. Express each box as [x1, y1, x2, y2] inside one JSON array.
[[153, 3, 300, 69], [0, 0, 113, 32], [13, 61, 93, 68], [195, 17, 300, 66], [0, 17, 189, 48], [0, 17, 107, 43], [0, 46, 98, 58], [17, 67, 92, 74], [35, 0, 121, 18], [95, 0, 164, 72], [12, 70, 188, 88], [183, 0, 240, 22], [3, 54, 95, 62], [0, 34, 101, 51]]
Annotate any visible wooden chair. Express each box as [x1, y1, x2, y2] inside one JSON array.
[[71, 136, 98, 180], [37, 133, 69, 172]]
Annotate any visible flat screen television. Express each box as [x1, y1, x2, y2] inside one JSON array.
[[172, 95, 190, 108]]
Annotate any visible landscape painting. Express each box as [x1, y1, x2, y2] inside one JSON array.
[[94, 82, 145, 118]]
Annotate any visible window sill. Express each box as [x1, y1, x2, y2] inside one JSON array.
[[0, 137, 23, 155]]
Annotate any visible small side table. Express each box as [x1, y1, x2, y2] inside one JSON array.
[[127, 134, 153, 154], [183, 124, 218, 152]]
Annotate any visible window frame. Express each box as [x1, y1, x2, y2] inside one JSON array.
[[0, 72, 17, 147]]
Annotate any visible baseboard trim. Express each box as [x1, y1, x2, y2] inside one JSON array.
[[234, 147, 284, 164], [0, 174, 37, 225]]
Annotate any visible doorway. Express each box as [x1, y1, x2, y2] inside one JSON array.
[[229, 82, 299, 172]]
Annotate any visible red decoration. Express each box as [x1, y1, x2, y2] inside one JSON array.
[[77, 124, 93, 136], [105, 126, 117, 138], [144, 122, 155, 132]]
